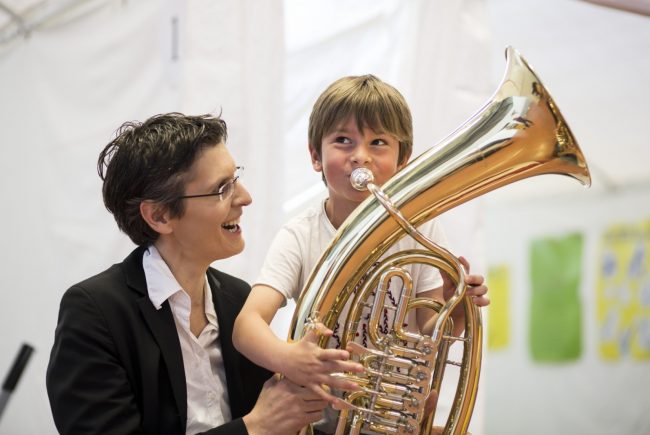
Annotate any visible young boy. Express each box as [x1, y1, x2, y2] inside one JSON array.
[[233, 76, 489, 417]]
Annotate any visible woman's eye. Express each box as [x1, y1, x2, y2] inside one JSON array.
[[214, 182, 228, 194]]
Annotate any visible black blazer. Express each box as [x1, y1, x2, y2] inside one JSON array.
[[46, 247, 272, 435]]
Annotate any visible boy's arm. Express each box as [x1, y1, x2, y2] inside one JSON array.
[[233, 284, 363, 403], [233, 285, 290, 375]]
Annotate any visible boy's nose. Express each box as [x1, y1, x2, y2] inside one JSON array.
[[351, 145, 371, 164]]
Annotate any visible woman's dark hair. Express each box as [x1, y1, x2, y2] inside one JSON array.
[[97, 112, 228, 246]]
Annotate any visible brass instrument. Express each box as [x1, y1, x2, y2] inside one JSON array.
[[290, 47, 591, 434]]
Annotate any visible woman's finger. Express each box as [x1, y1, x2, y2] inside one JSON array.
[[308, 383, 339, 404]]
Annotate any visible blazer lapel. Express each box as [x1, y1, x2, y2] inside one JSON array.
[[137, 299, 187, 426], [208, 272, 245, 414], [123, 247, 188, 427]]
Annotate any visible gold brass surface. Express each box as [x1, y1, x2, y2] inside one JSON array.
[[291, 46, 591, 434]]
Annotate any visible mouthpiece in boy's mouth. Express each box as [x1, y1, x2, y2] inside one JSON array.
[[350, 167, 374, 191]]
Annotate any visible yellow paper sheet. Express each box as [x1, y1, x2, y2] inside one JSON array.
[[487, 265, 510, 350], [597, 219, 650, 361]]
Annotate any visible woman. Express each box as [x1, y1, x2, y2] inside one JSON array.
[[46, 113, 327, 435]]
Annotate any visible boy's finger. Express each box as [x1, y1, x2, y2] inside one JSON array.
[[471, 295, 490, 307], [324, 375, 362, 393], [322, 359, 364, 374], [424, 389, 439, 415], [312, 322, 332, 336], [318, 348, 351, 361], [466, 284, 488, 296], [303, 323, 333, 342], [458, 256, 470, 273], [465, 274, 485, 286]]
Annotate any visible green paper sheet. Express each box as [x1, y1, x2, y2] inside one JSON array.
[[529, 233, 583, 362]]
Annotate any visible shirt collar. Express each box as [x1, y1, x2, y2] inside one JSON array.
[[204, 284, 218, 328], [321, 198, 337, 236], [143, 245, 185, 309], [143, 246, 218, 327]]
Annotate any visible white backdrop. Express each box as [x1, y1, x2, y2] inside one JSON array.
[[0, 0, 649, 434], [0, 1, 286, 433]]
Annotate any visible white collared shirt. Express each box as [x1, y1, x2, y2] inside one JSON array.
[[143, 245, 231, 435]]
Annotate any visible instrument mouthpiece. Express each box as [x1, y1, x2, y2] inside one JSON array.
[[350, 168, 374, 191]]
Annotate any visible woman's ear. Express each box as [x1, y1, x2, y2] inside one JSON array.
[[309, 145, 323, 172], [140, 201, 173, 235]]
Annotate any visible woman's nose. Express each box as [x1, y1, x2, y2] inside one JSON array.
[[233, 181, 253, 206]]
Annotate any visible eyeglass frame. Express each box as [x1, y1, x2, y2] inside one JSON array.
[[177, 166, 244, 201]]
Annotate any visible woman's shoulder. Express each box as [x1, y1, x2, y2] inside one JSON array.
[[61, 247, 146, 309]]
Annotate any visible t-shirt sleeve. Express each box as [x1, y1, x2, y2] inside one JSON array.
[[254, 226, 303, 304], [414, 218, 449, 294]]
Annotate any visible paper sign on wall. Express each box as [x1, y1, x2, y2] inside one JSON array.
[[487, 265, 510, 350], [597, 220, 650, 361], [529, 233, 584, 362]]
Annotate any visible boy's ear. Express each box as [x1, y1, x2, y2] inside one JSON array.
[[397, 148, 412, 171], [309, 145, 323, 172], [140, 201, 173, 236]]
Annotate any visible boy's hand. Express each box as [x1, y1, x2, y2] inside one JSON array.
[[440, 256, 489, 332], [278, 323, 364, 404], [424, 388, 439, 415], [441, 256, 490, 311]]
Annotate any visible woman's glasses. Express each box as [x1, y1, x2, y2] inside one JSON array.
[[178, 166, 243, 201]]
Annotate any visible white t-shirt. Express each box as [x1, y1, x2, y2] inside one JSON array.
[[255, 199, 448, 348]]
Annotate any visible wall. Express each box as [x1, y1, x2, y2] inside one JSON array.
[[484, 186, 650, 434]]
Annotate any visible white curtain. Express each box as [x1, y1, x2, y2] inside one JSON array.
[[180, 0, 285, 280], [0, 1, 284, 433], [0, 1, 491, 433], [0, 2, 176, 433], [274, 1, 491, 433]]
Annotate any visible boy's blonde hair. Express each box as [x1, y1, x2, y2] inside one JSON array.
[[308, 75, 413, 165]]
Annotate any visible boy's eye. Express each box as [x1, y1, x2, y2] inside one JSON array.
[[371, 138, 388, 146], [335, 136, 351, 144]]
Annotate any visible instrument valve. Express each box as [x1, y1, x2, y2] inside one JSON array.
[[443, 334, 470, 343], [399, 418, 416, 434]]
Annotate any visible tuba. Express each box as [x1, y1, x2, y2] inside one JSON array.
[[290, 47, 591, 434]]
